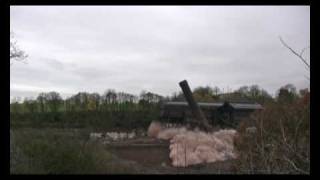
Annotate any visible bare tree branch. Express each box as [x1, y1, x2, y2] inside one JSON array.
[[300, 46, 309, 57], [279, 36, 310, 69], [283, 156, 308, 174], [10, 31, 28, 66]]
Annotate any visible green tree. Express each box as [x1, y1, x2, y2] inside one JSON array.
[[139, 91, 163, 105], [10, 97, 22, 113], [23, 98, 38, 113], [45, 92, 63, 112], [171, 91, 185, 101], [193, 86, 216, 102], [87, 93, 100, 111], [37, 93, 47, 113], [277, 84, 298, 104]]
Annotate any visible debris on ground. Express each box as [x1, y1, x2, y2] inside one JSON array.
[[89, 131, 138, 142]]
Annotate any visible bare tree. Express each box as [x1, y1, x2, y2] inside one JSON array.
[[279, 36, 309, 80], [10, 31, 28, 66]]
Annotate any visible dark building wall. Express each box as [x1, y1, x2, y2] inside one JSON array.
[[160, 103, 261, 127]]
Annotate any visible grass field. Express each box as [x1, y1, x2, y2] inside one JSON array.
[[10, 127, 144, 174], [10, 127, 239, 174]]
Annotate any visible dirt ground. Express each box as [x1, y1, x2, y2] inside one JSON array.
[[104, 137, 237, 174]]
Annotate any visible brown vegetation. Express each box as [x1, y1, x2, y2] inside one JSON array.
[[234, 93, 310, 174]]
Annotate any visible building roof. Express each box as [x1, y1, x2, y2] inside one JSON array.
[[164, 101, 223, 107], [229, 103, 263, 110], [163, 101, 263, 110]]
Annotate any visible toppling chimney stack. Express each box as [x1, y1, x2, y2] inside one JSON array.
[[179, 80, 213, 132]]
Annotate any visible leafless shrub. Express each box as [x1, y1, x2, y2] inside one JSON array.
[[234, 97, 310, 174]]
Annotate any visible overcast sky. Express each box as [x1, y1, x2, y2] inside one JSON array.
[[10, 6, 310, 100]]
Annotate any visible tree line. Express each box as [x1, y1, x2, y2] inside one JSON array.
[[11, 84, 308, 115]]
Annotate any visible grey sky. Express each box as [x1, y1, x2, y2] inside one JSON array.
[[10, 6, 310, 100]]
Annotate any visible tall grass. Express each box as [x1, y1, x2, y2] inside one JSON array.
[[10, 128, 141, 174]]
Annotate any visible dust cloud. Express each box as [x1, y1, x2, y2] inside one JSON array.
[[147, 121, 238, 167]]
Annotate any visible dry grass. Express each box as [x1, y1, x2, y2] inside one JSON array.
[[234, 98, 310, 174]]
